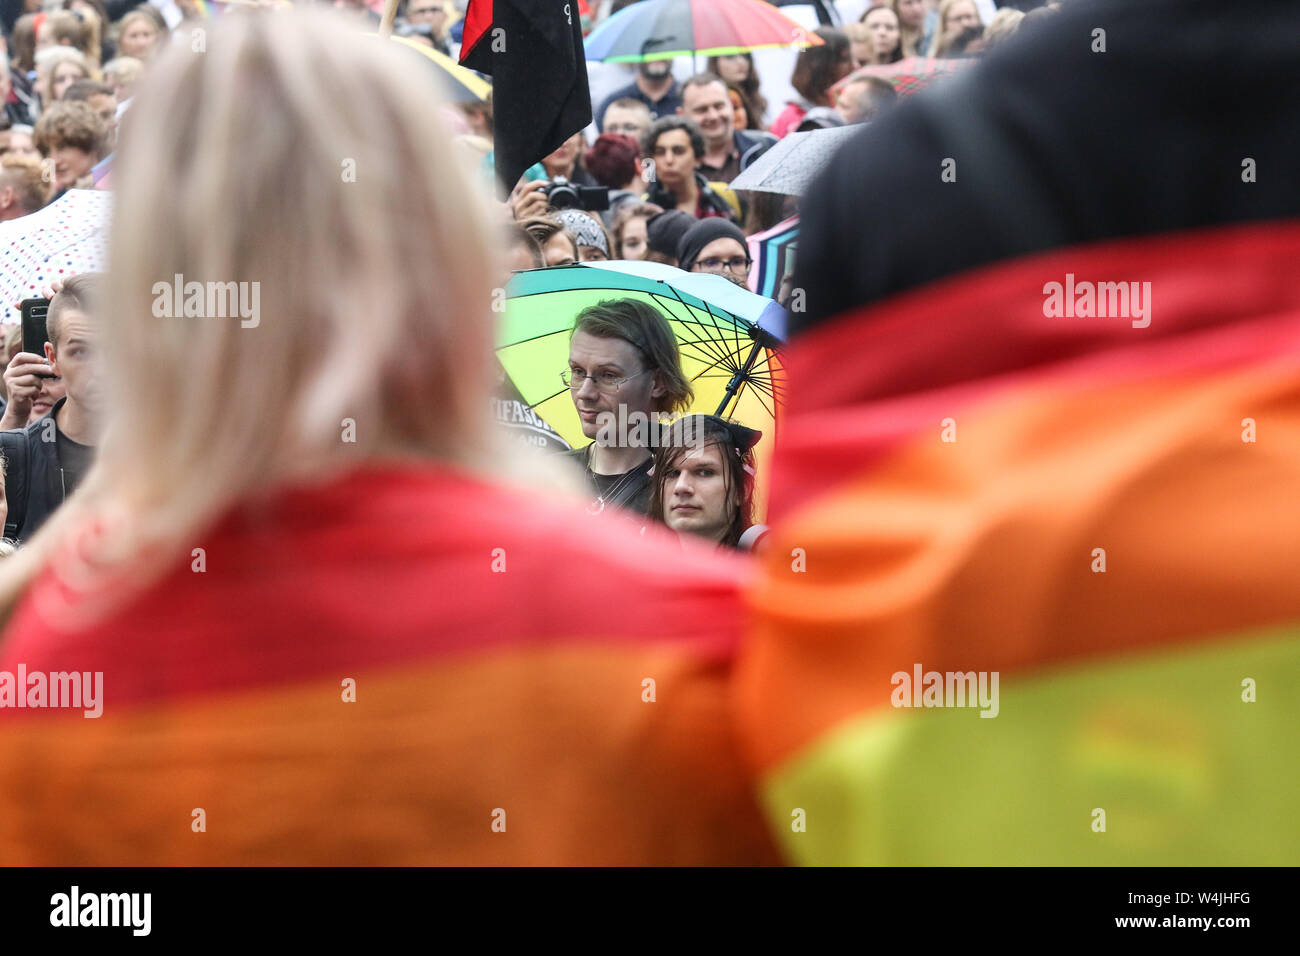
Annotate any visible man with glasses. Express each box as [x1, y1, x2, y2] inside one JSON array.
[[401, 1, 449, 54], [562, 298, 694, 517], [601, 98, 653, 145], [675, 219, 752, 289]]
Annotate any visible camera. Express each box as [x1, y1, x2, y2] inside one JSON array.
[[545, 177, 610, 213]]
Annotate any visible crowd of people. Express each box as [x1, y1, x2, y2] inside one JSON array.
[[0, 0, 1289, 872], [0, 0, 1062, 558], [0, 0, 1059, 557]]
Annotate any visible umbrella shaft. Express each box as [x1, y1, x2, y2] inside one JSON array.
[[715, 338, 766, 417]]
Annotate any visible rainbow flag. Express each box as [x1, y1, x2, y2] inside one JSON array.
[[737, 221, 1300, 865], [0, 467, 778, 864]]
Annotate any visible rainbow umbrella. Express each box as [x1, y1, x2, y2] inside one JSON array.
[[835, 55, 973, 97], [501, 261, 786, 515], [747, 215, 798, 300], [583, 0, 824, 62]]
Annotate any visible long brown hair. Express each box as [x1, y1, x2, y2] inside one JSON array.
[[706, 53, 767, 127], [649, 415, 757, 549], [791, 27, 850, 106]]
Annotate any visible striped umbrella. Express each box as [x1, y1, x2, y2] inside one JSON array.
[[747, 215, 798, 300], [584, 0, 824, 62]]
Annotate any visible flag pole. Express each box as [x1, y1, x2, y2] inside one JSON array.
[[379, 0, 399, 38]]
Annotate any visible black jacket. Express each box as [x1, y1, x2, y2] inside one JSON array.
[[0, 398, 92, 542], [646, 170, 737, 222]]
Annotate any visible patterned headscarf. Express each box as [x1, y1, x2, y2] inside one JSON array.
[[555, 210, 610, 257]]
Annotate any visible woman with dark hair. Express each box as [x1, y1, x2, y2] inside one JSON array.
[[707, 52, 767, 129], [611, 201, 663, 260], [642, 115, 739, 221], [860, 5, 904, 65], [769, 27, 853, 139], [892, 0, 928, 56], [722, 80, 758, 133], [649, 415, 768, 551]]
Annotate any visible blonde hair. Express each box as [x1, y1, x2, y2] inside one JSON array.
[[927, 0, 983, 56], [34, 46, 92, 106], [0, 10, 523, 626], [0, 153, 49, 216], [984, 7, 1025, 50], [843, 22, 870, 44], [115, 9, 162, 50], [102, 55, 144, 98]]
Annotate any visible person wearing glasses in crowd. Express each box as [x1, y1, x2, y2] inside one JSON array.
[[401, 1, 450, 55], [600, 97, 653, 144], [563, 298, 693, 517], [675, 219, 751, 288]]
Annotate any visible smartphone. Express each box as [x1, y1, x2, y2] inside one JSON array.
[[20, 297, 57, 380], [20, 297, 50, 359]]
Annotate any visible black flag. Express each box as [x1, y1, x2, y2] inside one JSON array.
[[461, 0, 593, 194]]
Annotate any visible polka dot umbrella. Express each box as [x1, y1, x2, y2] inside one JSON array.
[[0, 189, 112, 327]]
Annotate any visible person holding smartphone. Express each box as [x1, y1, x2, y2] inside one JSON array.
[[0, 347, 66, 431], [0, 273, 101, 542]]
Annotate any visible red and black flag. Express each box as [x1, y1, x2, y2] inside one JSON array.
[[460, 0, 592, 193]]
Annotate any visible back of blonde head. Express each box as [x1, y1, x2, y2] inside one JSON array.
[[0, 10, 508, 624]]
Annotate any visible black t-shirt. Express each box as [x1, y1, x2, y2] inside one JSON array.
[[564, 446, 653, 518], [55, 426, 94, 497]]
